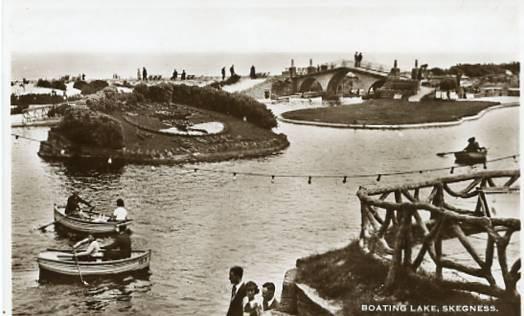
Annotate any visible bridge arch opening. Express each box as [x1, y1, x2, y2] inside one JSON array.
[[298, 77, 323, 93]]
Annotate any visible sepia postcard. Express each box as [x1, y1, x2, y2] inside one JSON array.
[[2, 0, 522, 315]]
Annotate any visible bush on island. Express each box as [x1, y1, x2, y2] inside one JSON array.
[[133, 83, 277, 129], [36, 79, 67, 91], [54, 108, 124, 149], [73, 80, 109, 95]]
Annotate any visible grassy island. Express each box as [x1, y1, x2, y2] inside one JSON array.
[[281, 99, 502, 126], [38, 83, 289, 164], [294, 241, 517, 316]]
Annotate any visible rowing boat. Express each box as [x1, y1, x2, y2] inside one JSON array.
[[454, 148, 487, 165], [54, 204, 133, 235], [38, 249, 151, 280]]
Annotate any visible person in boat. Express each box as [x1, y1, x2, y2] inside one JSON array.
[[65, 191, 92, 216], [103, 225, 132, 260], [464, 137, 481, 152], [68, 234, 103, 261], [111, 198, 128, 222]]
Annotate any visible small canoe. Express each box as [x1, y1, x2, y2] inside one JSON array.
[[54, 205, 133, 235], [38, 249, 151, 278], [454, 148, 487, 164]]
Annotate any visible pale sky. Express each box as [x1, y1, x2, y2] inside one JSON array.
[[6, 0, 521, 56]]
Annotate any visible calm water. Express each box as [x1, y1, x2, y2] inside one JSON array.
[[11, 103, 519, 315]]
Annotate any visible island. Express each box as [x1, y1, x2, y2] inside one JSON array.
[[38, 82, 289, 164], [280, 99, 506, 128]]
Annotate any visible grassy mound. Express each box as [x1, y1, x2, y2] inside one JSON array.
[[132, 83, 277, 129], [282, 99, 500, 125], [296, 242, 518, 315]]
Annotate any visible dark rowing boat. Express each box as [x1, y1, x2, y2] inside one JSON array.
[[454, 148, 487, 165], [54, 204, 133, 235], [38, 249, 151, 279]]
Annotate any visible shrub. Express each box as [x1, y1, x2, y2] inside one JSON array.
[[54, 108, 124, 149], [11, 93, 64, 106], [73, 80, 109, 95], [36, 79, 66, 90], [139, 83, 277, 129]]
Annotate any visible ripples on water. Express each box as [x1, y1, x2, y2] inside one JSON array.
[[10, 104, 519, 315]]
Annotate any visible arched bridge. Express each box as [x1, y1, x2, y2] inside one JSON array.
[[289, 59, 404, 97]]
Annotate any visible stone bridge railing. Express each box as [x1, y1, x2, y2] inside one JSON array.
[[357, 170, 520, 301]]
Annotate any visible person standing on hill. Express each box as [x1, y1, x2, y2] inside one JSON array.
[[230, 65, 235, 77], [221, 67, 226, 80], [181, 70, 186, 80], [172, 69, 178, 80], [250, 65, 256, 79], [142, 67, 148, 81]]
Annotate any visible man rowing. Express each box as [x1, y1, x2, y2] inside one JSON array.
[[65, 191, 92, 217], [64, 234, 104, 261], [464, 137, 481, 152]]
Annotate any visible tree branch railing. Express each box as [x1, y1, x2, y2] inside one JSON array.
[[357, 170, 520, 301]]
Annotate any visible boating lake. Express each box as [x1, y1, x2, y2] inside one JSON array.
[[10, 102, 520, 315]]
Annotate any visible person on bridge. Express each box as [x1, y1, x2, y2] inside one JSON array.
[[357, 52, 363, 67]]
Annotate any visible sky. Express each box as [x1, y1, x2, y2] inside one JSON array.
[[6, 0, 521, 56]]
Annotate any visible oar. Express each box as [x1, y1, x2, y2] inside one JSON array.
[[436, 151, 460, 157], [72, 249, 89, 286], [35, 221, 55, 232]]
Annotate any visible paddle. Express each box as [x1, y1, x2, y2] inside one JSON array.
[[72, 249, 89, 286]]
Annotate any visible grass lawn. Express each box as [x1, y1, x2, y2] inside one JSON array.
[[296, 242, 518, 315], [281, 99, 500, 125]]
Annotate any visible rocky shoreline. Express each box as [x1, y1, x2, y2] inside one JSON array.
[[38, 128, 289, 165]]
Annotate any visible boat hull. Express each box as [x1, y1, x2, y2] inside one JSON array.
[[454, 150, 487, 164], [38, 250, 151, 279], [54, 205, 132, 235]]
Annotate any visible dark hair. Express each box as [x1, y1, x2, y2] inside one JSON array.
[[468, 137, 475, 142], [116, 198, 124, 207], [262, 282, 275, 293], [230, 266, 243, 279], [245, 281, 259, 294]]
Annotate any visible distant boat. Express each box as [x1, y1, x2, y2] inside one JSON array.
[[54, 205, 133, 235], [38, 249, 151, 280], [454, 148, 488, 165]]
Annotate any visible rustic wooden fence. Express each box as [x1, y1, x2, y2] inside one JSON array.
[[357, 170, 520, 301]]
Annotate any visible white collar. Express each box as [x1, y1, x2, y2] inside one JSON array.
[[266, 296, 275, 307]]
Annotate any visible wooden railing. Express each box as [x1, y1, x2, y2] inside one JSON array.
[[357, 170, 520, 301]]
